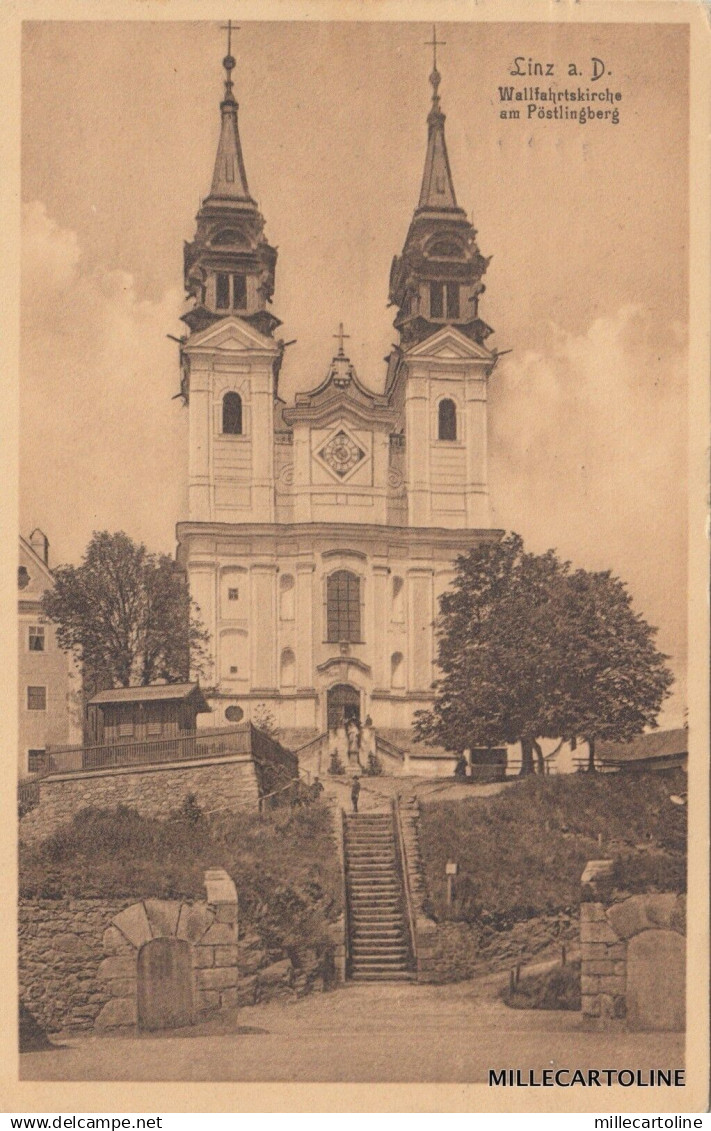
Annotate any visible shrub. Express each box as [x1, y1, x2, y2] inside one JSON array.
[[503, 959, 581, 1011], [328, 750, 346, 776], [364, 752, 383, 776], [418, 770, 686, 926], [19, 798, 343, 956]]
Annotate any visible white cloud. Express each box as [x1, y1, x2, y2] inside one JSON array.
[[21, 202, 187, 563], [490, 305, 687, 724]]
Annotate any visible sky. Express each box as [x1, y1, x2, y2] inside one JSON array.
[[20, 20, 689, 724]]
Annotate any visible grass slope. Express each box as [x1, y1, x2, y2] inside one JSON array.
[[20, 798, 343, 954], [419, 770, 686, 928]]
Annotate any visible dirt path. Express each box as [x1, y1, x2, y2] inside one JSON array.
[[21, 978, 683, 1083]]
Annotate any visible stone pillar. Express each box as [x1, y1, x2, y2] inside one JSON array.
[[250, 362, 277, 522], [295, 561, 315, 690], [580, 860, 625, 1026], [187, 360, 212, 521], [464, 374, 490, 528], [580, 862, 685, 1031], [250, 564, 277, 689], [371, 565, 390, 691], [408, 568, 434, 691], [404, 375, 430, 525]]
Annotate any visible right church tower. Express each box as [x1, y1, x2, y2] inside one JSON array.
[[386, 46, 497, 529]]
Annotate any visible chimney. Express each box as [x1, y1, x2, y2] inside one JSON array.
[[29, 528, 49, 565]]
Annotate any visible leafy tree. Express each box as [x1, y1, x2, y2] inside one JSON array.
[[546, 568, 674, 771], [42, 531, 211, 694], [414, 533, 673, 774]]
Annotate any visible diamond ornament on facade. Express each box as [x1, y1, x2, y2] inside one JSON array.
[[318, 429, 366, 480]]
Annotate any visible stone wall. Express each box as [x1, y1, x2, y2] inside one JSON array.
[[19, 898, 128, 1032], [19, 755, 261, 843], [580, 860, 685, 1031], [19, 892, 344, 1033]]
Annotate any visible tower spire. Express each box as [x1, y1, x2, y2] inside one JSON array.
[[209, 21, 253, 202], [418, 25, 458, 212], [182, 25, 280, 338]]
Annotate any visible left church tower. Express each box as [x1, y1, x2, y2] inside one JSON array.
[[180, 39, 281, 525]]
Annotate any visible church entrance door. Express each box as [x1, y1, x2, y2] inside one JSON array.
[[327, 684, 360, 731]]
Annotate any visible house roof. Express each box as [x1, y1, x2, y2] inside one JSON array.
[[596, 728, 688, 764], [88, 683, 210, 712]]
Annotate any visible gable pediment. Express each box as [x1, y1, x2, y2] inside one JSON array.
[[405, 326, 495, 362], [185, 316, 278, 355]]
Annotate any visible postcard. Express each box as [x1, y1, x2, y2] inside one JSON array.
[[4, 0, 709, 1115]]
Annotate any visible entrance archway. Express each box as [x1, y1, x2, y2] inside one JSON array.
[[327, 684, 360, 730]]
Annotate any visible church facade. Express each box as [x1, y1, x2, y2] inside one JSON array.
[[175, 42, 502, 749]]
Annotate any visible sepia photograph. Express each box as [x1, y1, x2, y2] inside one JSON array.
[[7, 5, 709, 1113]]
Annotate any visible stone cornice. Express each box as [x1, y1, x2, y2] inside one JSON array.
[[177, 520, 502, 555]]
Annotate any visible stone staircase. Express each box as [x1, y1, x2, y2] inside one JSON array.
[[343, 812, 415, 981]]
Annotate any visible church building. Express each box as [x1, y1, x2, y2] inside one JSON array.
[[175, 37, 502, 757]]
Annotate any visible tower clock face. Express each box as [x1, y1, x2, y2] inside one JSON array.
[[319, 430, 366, 479]]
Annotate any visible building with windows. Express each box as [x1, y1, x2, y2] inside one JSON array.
[[176, 44, 502, 754], [18, 531, 79, 777]]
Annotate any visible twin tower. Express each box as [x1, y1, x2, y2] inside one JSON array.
[[176, 35, 502, 744]]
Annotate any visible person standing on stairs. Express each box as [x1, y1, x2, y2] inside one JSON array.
[[351, 775, 361, 813]]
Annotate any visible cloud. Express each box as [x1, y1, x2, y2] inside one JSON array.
[[21, 202, 187, 563], [489, 305, 687, 722]]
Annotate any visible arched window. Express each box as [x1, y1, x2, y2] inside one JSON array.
[[438, 398, 457, 442], [280, 649, 296, 688], [326, 570, 361, 643], [279, 574, 295, 620], [222, 392, 243, 435], [391, 652, 405, 690], [392, 576, 405, 623]]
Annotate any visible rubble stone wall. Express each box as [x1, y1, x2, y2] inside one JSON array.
[[19, 755, 261, 843]]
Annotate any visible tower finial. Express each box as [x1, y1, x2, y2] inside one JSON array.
[[425, 24, 446, 102], [220, 20, 239, 100], [333, 322, 351, 357]]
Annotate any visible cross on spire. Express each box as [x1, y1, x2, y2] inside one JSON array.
[[333, 322, 350, 356], [221, 19, 239, 59], [220, 20, 239, 91], [425, 24, 446, 72]]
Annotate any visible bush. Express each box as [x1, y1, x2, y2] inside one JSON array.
[[503, 959, 581, 1011], [19, 797, 343, 955], [328, 750, 346, 776], [418, 770, 686, 926], [364, 752, 383, 776]]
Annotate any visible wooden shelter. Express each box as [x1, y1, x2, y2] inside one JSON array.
[[86, 683, 211, 746], [596, 728, 688, 773]]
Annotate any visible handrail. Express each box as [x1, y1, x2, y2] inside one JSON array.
[[292, 731, 329, 756], [391, 797, 418, 969], [339, 807, 351, 978], [36, 726, 257, 777], [257, 774, 301, 813], [375, 734, 406, 760]]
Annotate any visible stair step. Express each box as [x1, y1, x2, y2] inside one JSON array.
[[348, 865, 396, 871], [350, 972, 415, 982], [351, 960, 411, 970], [352, 928, 403, 937], [349, 895, 400, 902], [351, 947, 408, 957], [351, 913, 403, 921]]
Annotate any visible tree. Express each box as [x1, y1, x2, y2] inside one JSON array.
[[42, 531, 211, 693], [546, 568, 674, 771], [414, 533, 673, 774]]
